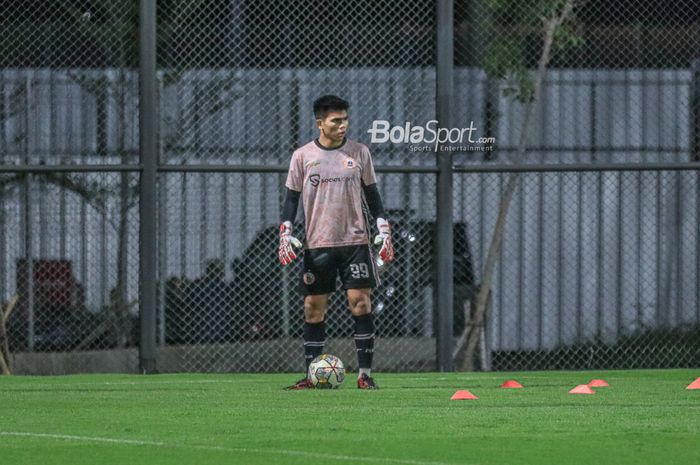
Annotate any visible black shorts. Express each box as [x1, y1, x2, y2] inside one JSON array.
[[300, 244, 379, 296]]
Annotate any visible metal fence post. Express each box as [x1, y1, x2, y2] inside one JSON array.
[[436, 0, 455, 372], [139, 0, 158, 373], [692, 59, 700, 162]]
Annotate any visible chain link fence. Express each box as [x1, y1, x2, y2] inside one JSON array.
[[1, 1, 142, 373], [456, 169, 699, 370], [1, 0, 698, 374]]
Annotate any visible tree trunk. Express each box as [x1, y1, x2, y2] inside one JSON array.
[[461, 0, 579, 371], [0, 296, 19, 375]]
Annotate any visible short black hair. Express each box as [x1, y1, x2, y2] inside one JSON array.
[[313, 95, 349, 120]]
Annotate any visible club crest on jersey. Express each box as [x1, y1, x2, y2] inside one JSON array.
[[303, 272, 316, 285], [343, 158, 355, 169]]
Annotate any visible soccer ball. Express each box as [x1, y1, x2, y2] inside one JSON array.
[[308, 354, 345, 389]]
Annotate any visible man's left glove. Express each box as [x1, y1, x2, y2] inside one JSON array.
[[278, 221, 302, 265], [373, 217, 394, 264]]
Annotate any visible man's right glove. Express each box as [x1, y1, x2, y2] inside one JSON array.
[[373, 217, 394, 264], [278, 221, 302, 265]]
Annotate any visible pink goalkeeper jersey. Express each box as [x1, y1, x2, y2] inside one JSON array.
[[285, 138, 377, 249]]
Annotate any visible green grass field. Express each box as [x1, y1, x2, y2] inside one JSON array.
[[1, 369, 699, 465]]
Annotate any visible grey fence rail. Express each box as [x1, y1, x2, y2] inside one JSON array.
[[1, 0, 699, 374]]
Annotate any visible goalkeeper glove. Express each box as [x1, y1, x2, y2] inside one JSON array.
[[373, 217, 394, 264], [278, 221, 302, 265]]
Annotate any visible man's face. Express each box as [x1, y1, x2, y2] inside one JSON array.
[[317, 110, 348, 143]]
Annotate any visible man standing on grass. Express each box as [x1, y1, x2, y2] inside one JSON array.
[[279, 95, 394, 390]]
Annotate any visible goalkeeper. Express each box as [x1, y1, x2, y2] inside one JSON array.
[[280, 95, 394, 390]]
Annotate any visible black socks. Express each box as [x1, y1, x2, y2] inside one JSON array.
[[303, 320, 326, 372], [353, 313, 375, 370]]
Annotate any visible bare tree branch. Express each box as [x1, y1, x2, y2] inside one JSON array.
[[459, 0, 581, 371]]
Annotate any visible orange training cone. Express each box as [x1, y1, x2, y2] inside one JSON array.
[[686, 377, 700, 390], [588, 379, 609, 387], [451, 390, 478, 400], [500, 380, 524, 389], [569, 384, 596, 395]]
